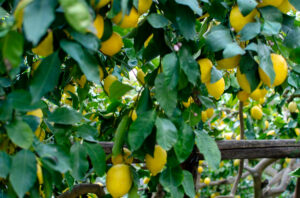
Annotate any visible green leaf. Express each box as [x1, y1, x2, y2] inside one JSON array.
[[9, 150, 37, 198], [154, 74, 177, 117], [160, 166, 183, 188], [198, 96, 216, 109], [60, 40, 100, 84], [109, 81, 133, 100], [260, 6, 283, 22], [8, 90, 41, 111], [205, 25, 233, 52], [59, 0, 92, 33], [195, 130, 221, 169], [84, 142, 106, 177], [128, 110, 156, 151], [6, 120, 34, 149], [223, 43, 245, 58], [29, 51, 61, 103], [257, 42, 275, 85], [170, 186, 184, 198], [174, 0, 202, 15], [69, 30, 100, 52], [210, 66, 222, 84], [128, 184, 139, 198], [284, 27, 300, 49], [182, 104, 202, 127], [2, 31, 24, 68], [289, 0, 300, 10], [48, 107, 83, 125], [290, 48, 300, 64], [182, 170, 196, 198], [240, 54, 261, 91], [162, 52, 180, 89], [112, 115, 130, 156], [23, 0, 57, 45], [147, 14, 169, 28], [239, 22, 261, 41], [136, 88, 152, 115], [174, 123, 195, 163], [70, 142, 89, 181], [237, 0, 257, 16], [155, 117, 178, 151], [290, 167, 300, 177], [76, 124, 98, 142], [178, 47, 200, 85], [262, 21, 281, 35], [0, 151, 11, 178]]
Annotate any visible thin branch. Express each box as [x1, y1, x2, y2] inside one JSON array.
[[294, 177, 300, 198], [287, 94, 300, 103], [57, 184, 105, 198]]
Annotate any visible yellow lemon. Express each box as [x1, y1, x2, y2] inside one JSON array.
[[219, 161, 224, 168], [37, 162, 43, 185], [144, 33, 153, 48], [100, 32, 123, 56], [234, 159, 240, 166], [206, 108, 214, 118], [237, 67, 252, 93], [257, 0, 284, 8], [285, 158, 291, 163], [265, 120, 269, 130], [236, 135, 241, 140], [182, 97, 193, 108], [104, 75, 117, 94], [106, 164, 132, 198], [143, 177, 150, 184], [199, 160, 204, 165], [93, 15, 104, 39], [27, 109, 43, 120], [198, 58, 213, 83], [138, 0, 153, 14], [205, 77, 225, 100], [204, 177, 211, 185], [250, 88, 267, 101], [64, 84, 76, 95], [145, 145, 167, 176], [251, 105, 263, 120], [267, 130, 275, 136], [216, 55, 241, 70], [32, 31, 54, 57], [131, 110, 137, 121], [99, 66, 104, 81], [197, 166, 203, 174], [137, 69, 145, 85], [295, 128, 300, 136], [288, 101, 297, 113], [35, 127, 46, 141], [112, 8, 139, 28], [201, 111, 208, 122], [224, 133, 232, 140], [277, 0, 297, 13], [258, 54, 288, 87], [77, 75, 87, 88], [229, 6, 260, 32], [237, 90, 250, 102], [111, 148, 133, 165]]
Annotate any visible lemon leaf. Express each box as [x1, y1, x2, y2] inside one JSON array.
[[175, 0, 202, 16], [289, 0, 300, 10], [162, 52, 180, 89], [179, 47, 199, 85], [156, 117, 178, 151], [6, 120, 34, 149], [237, 0, 257, 16], [147, 13, 169, 28], [84, 142, 106, 177], [0, 151, 11, 178], [70, 142, 89, 181], [182, 170, 196, 198], [48, 107, 83, 125], [239, 22, 261, 41], [159, 166, 183, 188]]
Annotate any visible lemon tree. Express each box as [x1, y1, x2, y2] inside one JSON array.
[[0, 0, 300, 197]]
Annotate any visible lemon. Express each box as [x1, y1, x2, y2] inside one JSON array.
[[32, 31, 54, 57], [250, 88, 267, 101], [111, 148, 133, 165], [285, 158, 291, 163], [199, 160, 204, 165], [93, 15, 104, 39], [204, 177, 211, 185], [295, 128, 300, 136], [138, 0, 153, 14], [36, 162, 43, 185], [112, 8, 139, 28], [216, 55, 241, 69], [106, 164, 132, 198], [234, 159, 240, 166], [99, 67, 104, 81], [144, 34, 153, 48], [257, 0, 284, 8], [93, 0, 111, 9], [198, 58, 213, 83], [259, 54, 288, 87], [265, 120, 269, 130], [77, 75, 87, 88], [219, 161, 224, 168], [237, 67, 252, 93], [143, 177, 150, 184], [137, 69, 145, 85], [27, 109, 43, 120], [237, 90, 250, 102], [251, 105, 263, 120], [100, 32, 123, 56], [229, 6, 259, 32], [206, 108, 214, 118], [267, 130, 275, 136], [145, 145, 167, 176], [104, 75, 117, 94], [35, 127, 46, 141], [224, 133, 232, 140], [64, 84, 76, 96], [277, 0, 296, 13], [288, 101, 297, 113], [201, 111, 208, 122], [205, 77, 225, 100], [236, 135, 241, 140], [182, 97, 193, 108], [197, 166, 203, 174], [131, 110, 137, 121]]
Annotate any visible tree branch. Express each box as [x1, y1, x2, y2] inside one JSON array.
[[57, 184, 105, 198]]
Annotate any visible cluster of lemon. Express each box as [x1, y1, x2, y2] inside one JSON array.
[[106, 145, 167, 197]]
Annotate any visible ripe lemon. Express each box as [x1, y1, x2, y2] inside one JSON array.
[[258, 54, 288, 87], [182, 97, 193, 108], [267, 130, 275, 136], [32, 31, 54, 57], [251, 106, 263, 120], [131, 110, 137, 121], [92, 0, 111, 9], [36, 162, 43, 185], [219, 161, 224, 168], [93, 15, 104, 39], [35, 127, 46, 141], [77, 75, 87, 88], [138, 0, 153, 14], [201, 111, 208, 122], [27, 109, 43, 120], [237, 67, 252, 93], [216, 55, 241, 70], [197, 166, 203, 174], [137, 69, 145, 85], [198, 58, 213, 83], [250, 88, 267, 101], [265, 120, 269, 130], [206, 108, 214, 118], [277, 0, 296, 13], [111, 148, 133, 165], [106, 164, 132, 198], [237, 90, 250, 102], [112, 8, 139, 28], [234, 159, 240, 166], [204, 177, 211, 185], [229, 6, 260, 32], [288, 101, 297, 113], [257, 0, 284, 8], [100, 32, 123, 56], [295, 128, 300, 136], [145, 145, 167, 176], [104, 75, 117, 94], [236, 135, 241, 140], [64, 84, 76, 96], [224, 133, 232, 140], [143, 177, 150, 184], [144, 33, 153, 48], [199, 160, 204, 165], [205, 77, 225, 100]]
